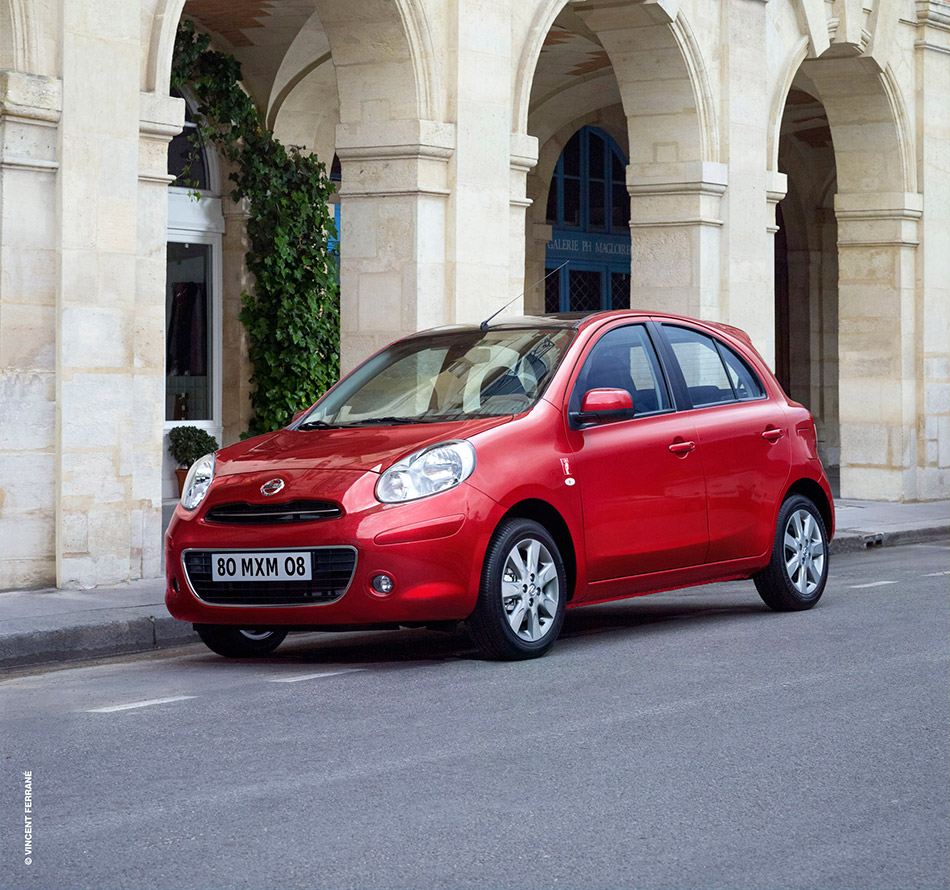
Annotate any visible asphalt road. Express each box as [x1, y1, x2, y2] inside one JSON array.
[[2, 543, 948, 890]]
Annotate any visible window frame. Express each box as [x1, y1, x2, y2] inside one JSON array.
[[654, 323, 769, 411], [567, 322, 676, 429]]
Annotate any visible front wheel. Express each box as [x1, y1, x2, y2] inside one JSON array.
[[754, 494, 829, 611], [194, 625, 287, 658], [467, 519, 567, 660]]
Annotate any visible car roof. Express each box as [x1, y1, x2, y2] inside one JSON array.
[[415, 310, 756, 350]]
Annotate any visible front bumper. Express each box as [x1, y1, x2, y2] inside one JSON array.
[[164, 467, 500, 628]]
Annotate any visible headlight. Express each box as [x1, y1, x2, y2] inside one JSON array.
[[180, 453, 216, 511], [376, 440, 476, 503]]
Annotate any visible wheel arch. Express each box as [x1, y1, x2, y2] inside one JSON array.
[[784, 478, 834, 539], [500, 498, 578, 601]]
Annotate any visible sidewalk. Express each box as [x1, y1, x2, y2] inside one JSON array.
[[1, 498, 947, 671]]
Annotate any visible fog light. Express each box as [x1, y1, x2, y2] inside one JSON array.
[[371, 574, 394, 595]]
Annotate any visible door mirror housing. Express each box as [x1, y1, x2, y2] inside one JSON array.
[[573, 388, 635, 425]]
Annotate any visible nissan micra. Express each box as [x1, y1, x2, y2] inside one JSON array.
[[165, 311, 834, 660]]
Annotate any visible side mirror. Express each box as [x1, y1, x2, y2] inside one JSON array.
[[290, 408, 307, 425], [573, 388, 635, 425]]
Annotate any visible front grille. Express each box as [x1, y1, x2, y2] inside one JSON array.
[[204, 500, 342, 525], [183, 548, 357, 606]]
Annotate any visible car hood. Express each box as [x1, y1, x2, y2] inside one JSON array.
[[214, 416, 513, 476]]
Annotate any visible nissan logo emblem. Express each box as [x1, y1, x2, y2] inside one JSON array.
[[261, 478, 285, 496]]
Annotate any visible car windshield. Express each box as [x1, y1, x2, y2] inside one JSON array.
[[300, 327, 575, 427]]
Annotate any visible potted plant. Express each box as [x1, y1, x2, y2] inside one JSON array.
[[168, 426, 219, 496]]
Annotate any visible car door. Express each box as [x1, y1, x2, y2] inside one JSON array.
[[565, 323, 708, 583], [657, 323, 791, 564]]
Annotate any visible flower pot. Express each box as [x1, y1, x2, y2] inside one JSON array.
[[175, 468, 189, 496]]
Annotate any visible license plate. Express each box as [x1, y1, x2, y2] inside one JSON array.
[[211, 552, 312, 582]]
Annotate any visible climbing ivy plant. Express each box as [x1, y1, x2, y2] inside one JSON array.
[[171, 19, 339, 438]]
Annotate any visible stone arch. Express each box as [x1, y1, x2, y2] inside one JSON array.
[[311, 0, 438, 125], [801, 54, 913, 196], [512, 0, 572, 136], [270, 63, 340, 168], [143, 0, 188, 93], [1, 0, 57, 76], [573, 2, 715, 169]]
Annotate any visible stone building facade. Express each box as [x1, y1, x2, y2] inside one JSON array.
[[1, 0, 948, 590]]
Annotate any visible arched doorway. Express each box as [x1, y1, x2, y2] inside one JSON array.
[[543, 125, 631, 312], [775, 82, 839, 482], [163, 89, 224, 500]]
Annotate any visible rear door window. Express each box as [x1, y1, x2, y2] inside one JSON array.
[[663, 326, 735, 407]]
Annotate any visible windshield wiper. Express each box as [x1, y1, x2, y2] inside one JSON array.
[[297, 419, 339, 430], [350, 416, 421, 426]]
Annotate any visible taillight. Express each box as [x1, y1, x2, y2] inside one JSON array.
[[796, 420, 819, 460]]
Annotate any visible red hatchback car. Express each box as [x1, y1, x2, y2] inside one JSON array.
[[165, 311, 834, 660]]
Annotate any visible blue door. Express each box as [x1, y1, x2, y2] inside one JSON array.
[[544, 126, 631, 312]]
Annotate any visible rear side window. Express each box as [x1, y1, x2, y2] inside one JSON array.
[[571, 324, 671, 415], [719, 343, 765, 400], [663, 325, 765, 407]]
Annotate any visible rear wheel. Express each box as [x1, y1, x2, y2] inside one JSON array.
[[194, 625, 287, 658], [468, 518, 567, 660], [754, 494, 829, 611]]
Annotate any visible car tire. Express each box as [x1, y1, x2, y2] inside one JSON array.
[[754, 494, 829, 611], [194, 625, 288, 658], [468, 518, 567, 660]]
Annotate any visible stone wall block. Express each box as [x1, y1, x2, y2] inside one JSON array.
[[61, 511, 89, 554], [840, 421, 890, 466], [60, 307, 131, 369], [938, 416, 950, 468], [0, 557, 56, 592], [0, 453, 54, 514], [0, 513, 55, 561], [0, 303, 54, 369], [924, 381, 950, 415], [60, 453, 127, 503], [0, 247, 57, 305], [60, 374, 133, 450], [58, 248, 99, 306], [1, 169, 58, 245], [357, 272, 403, 332], [0, 372, 54, 450]]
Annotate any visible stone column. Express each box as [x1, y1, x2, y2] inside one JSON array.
[[446, 0, 516, 325], [834, 193, 923, 501], [136, 92, 183, 578], [221, 196, 254, 444], [915, 1, 950, 499], [525, 221, 553, 316], [626, 161, 727, 320], [720, 0, 775, 365], [509, 132, 538, 311], [55, 0, 144, 586], [335, 119, 455, 373], [0, 72, 61, 589]]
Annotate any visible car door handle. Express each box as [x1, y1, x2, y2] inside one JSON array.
[[668, 440, 696, 455], [761, 427, 784, 442]]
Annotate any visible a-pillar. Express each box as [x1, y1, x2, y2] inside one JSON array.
[[335, 119, 455, 373], [834, 193, 923, 501], [0, 72, 61, 589], [915, 1, 950, 499]]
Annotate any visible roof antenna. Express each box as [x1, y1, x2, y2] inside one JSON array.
[[479, 261, 568, 332]]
